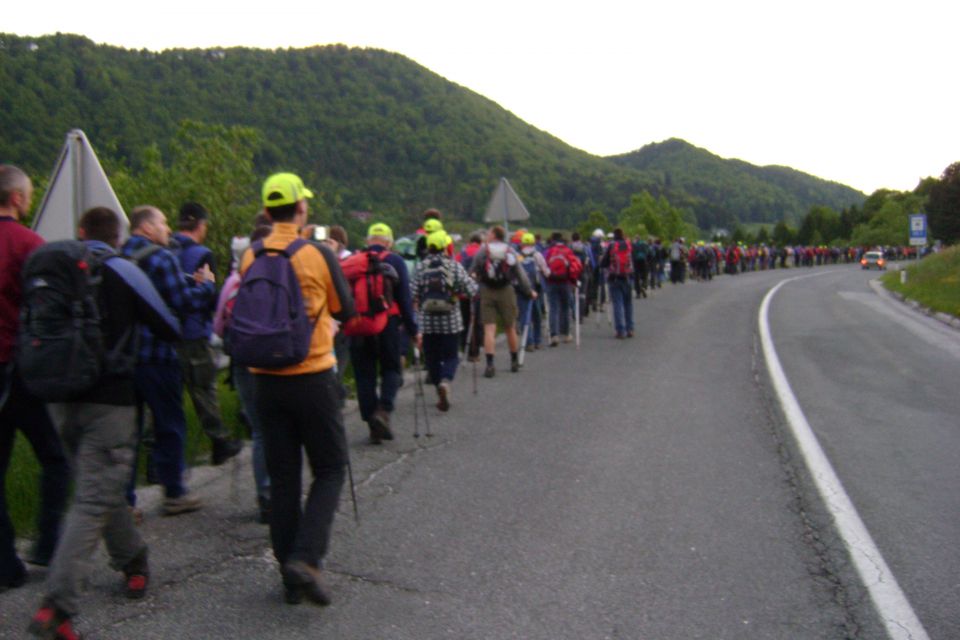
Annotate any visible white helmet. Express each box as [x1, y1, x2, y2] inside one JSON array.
[[592, 228, 604, 238]]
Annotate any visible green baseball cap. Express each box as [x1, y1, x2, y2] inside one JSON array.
[[367, 222, 394, 241], [262, 172, 314, 208]]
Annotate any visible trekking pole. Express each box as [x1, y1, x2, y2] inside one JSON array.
[[413, 347, 432, 438], [465, 297, 479, 395], [594, 273, 601, 326], [412, 349, 421, 439], [574, 282, 581, 350], [345, 450, 360, 523]]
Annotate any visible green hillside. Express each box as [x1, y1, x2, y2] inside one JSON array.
[[0, 33, 863, 231], [609, 139, 864, 229]]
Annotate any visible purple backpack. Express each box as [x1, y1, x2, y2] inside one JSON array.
[[228, 238, 315, 368]]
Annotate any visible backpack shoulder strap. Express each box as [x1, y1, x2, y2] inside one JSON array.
[[130, 243, 162, 266]]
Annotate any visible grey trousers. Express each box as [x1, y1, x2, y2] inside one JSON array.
[[177, 338, 228, 441], [45, 403, 145, 617]]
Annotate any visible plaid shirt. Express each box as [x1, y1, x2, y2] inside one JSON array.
[[122, 235, 215, 364], [411, 255, 478, 335]]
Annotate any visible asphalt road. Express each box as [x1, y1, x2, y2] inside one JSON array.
[[2, 263, 956, 639]]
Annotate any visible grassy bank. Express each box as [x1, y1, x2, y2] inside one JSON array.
[[882, 245, 960, 318], [7, 374, 242, 538]]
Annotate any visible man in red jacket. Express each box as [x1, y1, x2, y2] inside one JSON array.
[[0, 165, 69, 591]]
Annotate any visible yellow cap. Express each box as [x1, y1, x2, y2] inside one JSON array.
[[423, 219, 444, 234], [367, 222, 394, 242], [521, 232, 535, 245], [426, 230, 448, 250], [262, 172, 314, 207]]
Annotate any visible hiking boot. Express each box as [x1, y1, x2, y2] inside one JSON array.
[[211, 437, 243, 466], [282, 560, 332, 606], [123, 549, 149, 600], [549, 336, 559, 347], [27, 542, 53, 567], [436, 382, 451, 412], [28, 602, 82, 640], [0, 559, 27, 593], [483, 364, 495, 378], [524, 344, 535, 353], [369, 409, 393, 442], [510, 360, 520, 373], [626, 330, 635, 338], [563, 334, 574, 344], [162, 493, 202, 516]]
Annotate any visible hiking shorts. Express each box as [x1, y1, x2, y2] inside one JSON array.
[[480, 284, 518, 328]]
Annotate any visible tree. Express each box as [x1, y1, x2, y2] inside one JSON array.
[[578, 210, 611, 240], [850, 192, 924, 248], [925, 161, 960, 244], [772, 220, 795, 247], [797, 205, 841, 245], [756, 226, 771, 245], [109, 120, 262, 274]]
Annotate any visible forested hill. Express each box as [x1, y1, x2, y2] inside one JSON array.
[[1, 33, 862, 230], [609, 139, 865, 228]]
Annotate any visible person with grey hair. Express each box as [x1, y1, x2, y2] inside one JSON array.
[[0, 164, 69, 591], [121, 205, 216, 516]]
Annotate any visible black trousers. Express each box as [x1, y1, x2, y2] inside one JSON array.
[[253, 369, 346, 569]]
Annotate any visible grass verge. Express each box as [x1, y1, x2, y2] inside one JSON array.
[[882, 245, 960, 318]]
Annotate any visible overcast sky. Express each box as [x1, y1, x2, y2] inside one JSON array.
[[8, 0, 959, 194]]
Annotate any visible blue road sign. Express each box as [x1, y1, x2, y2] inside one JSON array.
[[909, 213, 927, 246]]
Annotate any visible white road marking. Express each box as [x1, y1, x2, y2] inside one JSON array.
[[759, 275, 930, 640]]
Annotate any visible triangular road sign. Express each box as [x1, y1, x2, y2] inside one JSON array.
[[32, 129, 128, 242]]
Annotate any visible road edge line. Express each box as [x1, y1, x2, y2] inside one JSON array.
[[759, 276, 930, 640]]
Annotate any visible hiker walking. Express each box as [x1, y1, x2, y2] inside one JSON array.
[[121, 205, 215, 516], [235, 173, 355, 605], [518, 232, 549, 351], [600, 228, 635, 339], [26, 207, 181, 639], [214, 223, 274, 523], [171, 202, 243, 466], [410, 231, 478, 410], [0, 164, 69, 592], [469, 225, 535, 377], [455, 230, 484, 360], [543, 232, 583, 346], [343, 223, 420, 443]]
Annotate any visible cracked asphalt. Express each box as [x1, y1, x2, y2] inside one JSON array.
[[3, 265, 955, 639]]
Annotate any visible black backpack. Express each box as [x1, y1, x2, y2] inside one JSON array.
[[17, 240, 132, 401], [420, 257, 456, 314]]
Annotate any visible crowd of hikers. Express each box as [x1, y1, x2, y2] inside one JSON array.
[[0, 165, 895, 638]]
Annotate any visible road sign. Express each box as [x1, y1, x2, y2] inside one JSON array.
[[909, 213, 927, 246]]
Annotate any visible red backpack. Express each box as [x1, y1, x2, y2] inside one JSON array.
[[546, 247, 572, 282], [608, 240, 634, 276], [340, 249, 398, 337]]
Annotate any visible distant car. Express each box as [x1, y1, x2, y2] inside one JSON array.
[[861, 251, 886, 270]]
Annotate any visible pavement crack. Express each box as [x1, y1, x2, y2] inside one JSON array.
[[330, 568, 440, 598], [752, 330, 869, 639]]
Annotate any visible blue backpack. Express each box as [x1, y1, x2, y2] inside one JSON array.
[[228, 239, 316, 368]]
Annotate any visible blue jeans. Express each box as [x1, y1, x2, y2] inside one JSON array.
[[608, 277, 634, 335], [233, 364, 269, 502], [546, 282, 572, 337], [349, 316, 403, 422], [422, 333, 460, 384], [0, 367, 69, 578], [133, 363, 188, 499]]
